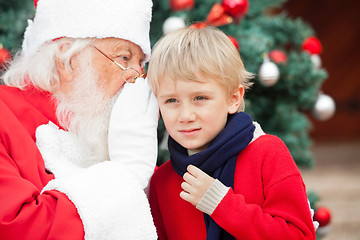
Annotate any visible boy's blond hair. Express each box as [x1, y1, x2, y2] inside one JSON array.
[[147, 26, 253, 111]]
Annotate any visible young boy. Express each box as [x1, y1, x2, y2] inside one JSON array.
[[147, 27, 316, 240]]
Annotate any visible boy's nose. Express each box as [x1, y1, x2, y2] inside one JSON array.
[[178, 105, 196, 123]]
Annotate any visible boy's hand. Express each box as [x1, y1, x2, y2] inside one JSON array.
[[180, 165, 215, 206]]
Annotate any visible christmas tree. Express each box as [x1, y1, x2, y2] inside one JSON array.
[[0, 0, 34, 68]]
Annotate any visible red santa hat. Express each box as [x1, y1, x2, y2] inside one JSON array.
[[22, 0, 153, 62]]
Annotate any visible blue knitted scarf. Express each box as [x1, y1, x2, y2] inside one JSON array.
[[168, 112, 255, 240]]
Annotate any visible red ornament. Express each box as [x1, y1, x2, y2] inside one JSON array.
[[228, 36, 239, 50], [314, 207, 331, 227], [170, 0, 195, 11], [302, 36, 323, 55], [269, 50, 287, 64], [222, 0, 249, 19], [189, 22, 208, 29], [34, 0, 39, 8], [0, 45, 11, 68], [206, 3, 233, 27]]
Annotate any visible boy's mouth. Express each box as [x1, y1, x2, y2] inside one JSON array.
[[179, 128, 201, 136]]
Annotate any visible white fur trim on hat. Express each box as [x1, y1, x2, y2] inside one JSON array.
[[22, 0, 153, 63]]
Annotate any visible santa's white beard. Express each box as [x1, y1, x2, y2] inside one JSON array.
[[54, 65, 120, 167]]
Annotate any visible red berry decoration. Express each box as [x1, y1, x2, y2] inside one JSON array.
[[222, 0, 249, 19], [206, 3, 233, 27], [0, 45, 11, 68], [228, 36, 239, 50], [314, 207, 331, 227], [269, 50, 287, 64], [302, 36, 323, 55], [170, 0, 195, 11]]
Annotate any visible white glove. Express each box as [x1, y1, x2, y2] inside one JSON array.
[[37, 123, 157, 240], [108, 78, 159, 189], [36, 122, 84, 178]]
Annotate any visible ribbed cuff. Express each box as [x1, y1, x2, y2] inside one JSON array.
[[196, 179, 229, 215]]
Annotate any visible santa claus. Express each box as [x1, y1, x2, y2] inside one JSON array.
[[0, 0, 158, 239]]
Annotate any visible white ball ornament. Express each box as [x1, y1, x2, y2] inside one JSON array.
[[258, 57, 280, 87], [313, 93, 336, 121], [162, 16, 186, 35], [311, 54, 322, 69]]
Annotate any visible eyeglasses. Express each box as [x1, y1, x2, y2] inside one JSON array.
[[90, 43, 144, 83]]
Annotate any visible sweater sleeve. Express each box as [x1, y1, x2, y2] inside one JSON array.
[[211, 176, 314, 240], [196, 179, 230, 215], [210, 137, 316, 240]]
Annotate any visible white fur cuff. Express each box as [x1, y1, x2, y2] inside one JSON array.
[[42, 161, 157, 240]]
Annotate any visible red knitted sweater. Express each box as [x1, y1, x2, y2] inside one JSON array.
[[149, 134, 315, 240]]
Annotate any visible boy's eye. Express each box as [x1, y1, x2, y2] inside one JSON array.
[[194, 96, 207, 101], [165, 98, 177, 104]]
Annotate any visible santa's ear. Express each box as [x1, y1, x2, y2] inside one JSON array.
[[228, 85, 245, 114], [55, 41, 75, 83]]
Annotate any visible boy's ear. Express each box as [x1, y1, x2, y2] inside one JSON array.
[[228, 85, 245, 114]]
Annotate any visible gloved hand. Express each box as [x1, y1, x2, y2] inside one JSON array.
[[36, 122, 84, 178], [36, 121, 157, 239], [37, 122, 158, 240], [108, 77, 159, 189]]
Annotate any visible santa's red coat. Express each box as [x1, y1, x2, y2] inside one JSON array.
[[0, 85, 84, 239]]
